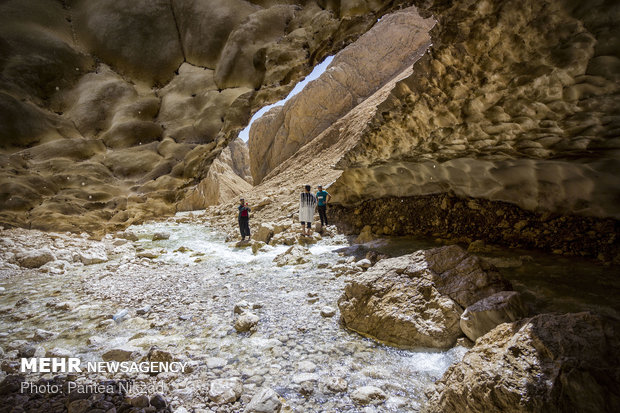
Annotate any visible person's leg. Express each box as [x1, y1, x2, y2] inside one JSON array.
[[244, 219, 251, 239], [307, 221, 312, 235], [239, 219, 245, 240], [300, 222, 306, 235], [318, 205, 327, 226]]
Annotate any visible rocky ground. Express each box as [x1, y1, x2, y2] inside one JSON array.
[[0, 213, 472, 413]]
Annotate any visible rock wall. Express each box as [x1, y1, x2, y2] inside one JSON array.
[[332, 0, 620, 220], [249, 6, 434, 184], [178, 138, 253, 211], [0, 0, 407, 234]]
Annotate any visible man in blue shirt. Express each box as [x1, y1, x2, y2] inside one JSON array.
[[316, 185, 331, 227]]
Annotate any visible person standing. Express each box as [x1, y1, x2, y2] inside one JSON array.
[[299, 185, 317, 236], [316, 185, 331, 227], [238, 198, 251, 241]]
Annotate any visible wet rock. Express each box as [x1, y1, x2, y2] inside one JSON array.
[[326, 377, 348, 393], [208, 377, 243, 404], [235, 312, 260, 332], [297, 361, 316, 372], [76, 248, 108, 265], [136, 305, 151, 315], [137, 250, 159, 259], [16, 248, 55, 268], [338, 245, 510, 348], [273, 245, 311, 267], [129, 394, 149, 408], [252, 241, 266, 254], [67, 399, 91, 413], [320, 307, 336, 318], [427, 312, 620, 413], [350, 386, 387, 405], [102, 347, 140, 362], [233, 300, 252, 314], [291, 373, 319, 384], [355, 259, 372, 269], [355, 226, 375, 244], [244, 387, 282, 413], [32, 328, 56, 341], [460, 291, 528, 341], [152, 232, 170, 241], [300, 381, 314, 395], [46, 348, 72, 358], [150, 394, 167, 409]]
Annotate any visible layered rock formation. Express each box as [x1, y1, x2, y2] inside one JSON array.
[[426, 312, 620, 413], [249, 6, 434, 184], [178, 138, 252, 210], [0, 0, 406, 234]]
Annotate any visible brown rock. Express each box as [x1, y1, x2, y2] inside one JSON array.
[[426, 312, 620, 413], [338, 245, 510, 348], [459, 291, 528, 342]]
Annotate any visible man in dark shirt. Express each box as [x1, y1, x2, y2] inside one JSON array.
[[238, 198, 251, 241], [316, 185, 331, 227]]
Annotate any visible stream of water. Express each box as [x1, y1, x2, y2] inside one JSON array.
[[0, 215, 467, 412]]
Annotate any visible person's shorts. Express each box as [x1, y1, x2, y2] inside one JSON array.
[[301, 222, 311, 228]]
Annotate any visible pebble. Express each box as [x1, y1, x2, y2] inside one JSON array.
[[320, 306, 336, 317]]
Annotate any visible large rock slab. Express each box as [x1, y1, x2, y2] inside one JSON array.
[[16, 248, 55, 268], [338, 245, 510, 348], [426, 312, 620, 413]]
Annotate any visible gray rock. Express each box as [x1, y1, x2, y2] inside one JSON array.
[[350, 385, 387, 405], [326, 377, 348, 393], [320, 307, 336, 318], [208, 377, 243, 404], [77, 248, 108, 265], [244, 387, 282, 413], [235, 312, 260, 332], [32, 328, 56, 341], [16, 248, 55, 268], [460, 291, 528, 342], [152, 232, 170, 241], [297, 360, 317, 372]]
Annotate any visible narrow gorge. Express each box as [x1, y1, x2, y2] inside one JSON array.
[[1, 1, 619, 412]]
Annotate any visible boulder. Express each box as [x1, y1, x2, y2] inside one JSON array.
[[16, 249, 55, 268], [426, 312, 620, 413], [208, 377, 243, 404], [244, 387, 282, 413], [254, 223, 275, 244], [460, 291, 528, 341], [273, 245, 311, 267], [338, 245, 510, 348], [354, 225, 375, 244]]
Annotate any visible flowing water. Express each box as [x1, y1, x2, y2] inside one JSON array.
[[0, 214, 467, 412]]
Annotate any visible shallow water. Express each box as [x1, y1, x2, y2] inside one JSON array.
[[0, 215, 467, 412]]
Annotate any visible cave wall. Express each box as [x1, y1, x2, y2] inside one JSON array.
[[0, 0, 409, 234], [331, 0, 620, 220]]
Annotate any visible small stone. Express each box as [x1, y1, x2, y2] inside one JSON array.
[[150, 394, 167, 409], [235, 312, 260, 332], [102, 347, 139, 362], [45, 347, 72, 358], [297, 360, 317, 372], [350, 386, 387, 405], [136, 305, 151, 315], [67, 399, 91, 413], [326, 377, 348, 393], [32, 328, 56, 341], [356, 259, 372, 268], [206, 357, 227, 369], [244, 387, 282, 413], [300, 381, 314, 395], [152, 232, 170, 241], [208, 377, 243, 404], [130, 395, 149, 408], [320, 307, 336, 317], [233, 300, 252, 314]]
